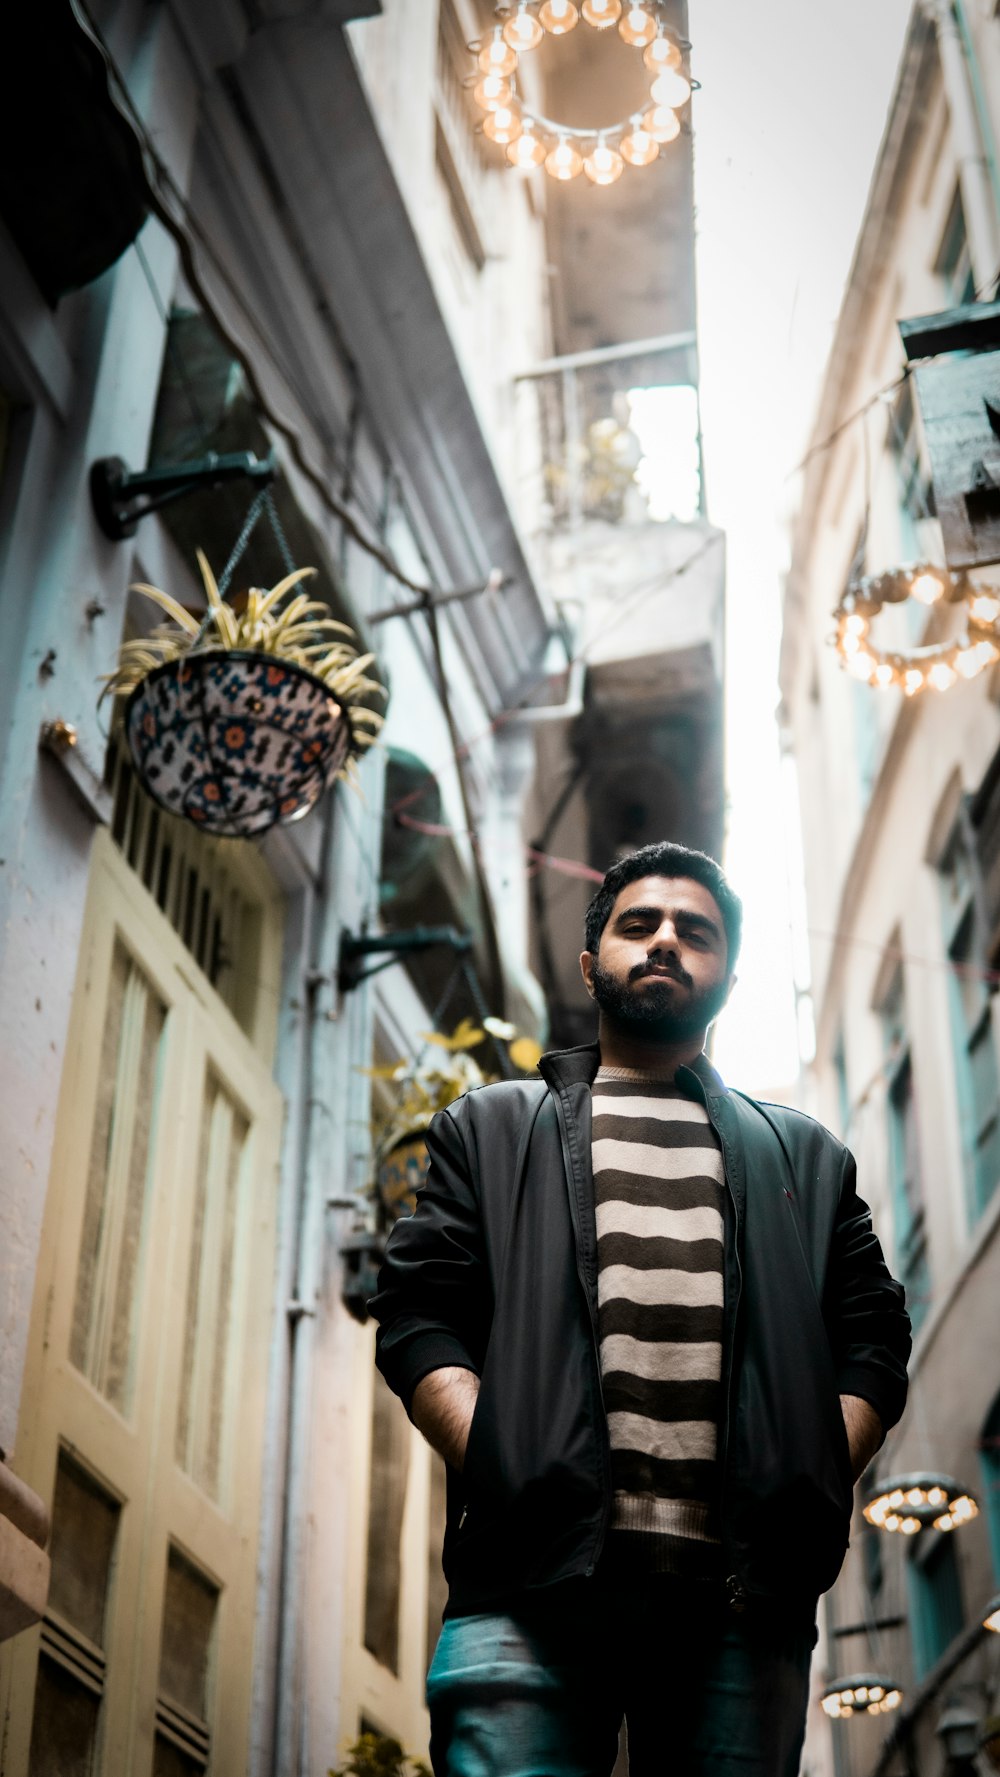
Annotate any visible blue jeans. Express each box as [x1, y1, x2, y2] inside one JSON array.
[[426, 1575, 815, 1777]]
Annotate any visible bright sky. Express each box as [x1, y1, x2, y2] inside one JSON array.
[[684, 0, 914, 1093]]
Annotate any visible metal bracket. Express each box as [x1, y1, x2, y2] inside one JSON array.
[[338, 925, 473, 993], [90, 449, 277, 540]]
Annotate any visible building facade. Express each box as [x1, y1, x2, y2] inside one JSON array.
[[781, 6, 1000, 1774], [0, 1, 722, 1772]]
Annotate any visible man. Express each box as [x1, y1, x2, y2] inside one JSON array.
[[372, 842, 910, 1777]]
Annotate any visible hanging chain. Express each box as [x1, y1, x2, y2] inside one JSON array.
[[216, 486, 271, 599], [264, 487, 297, 577], [462, 956, 514, 1079]]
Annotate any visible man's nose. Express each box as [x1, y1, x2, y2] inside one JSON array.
[[648, 922, 680, 956]]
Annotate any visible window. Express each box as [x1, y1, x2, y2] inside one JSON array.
[[154, 1546, 218, 1774], [881, 972, 931, 1333], [936, 185, 976, 307], [907, 1532, 964, 1678], [938, 821, 1000, 1220], [981, 1390, 1000, 1581]]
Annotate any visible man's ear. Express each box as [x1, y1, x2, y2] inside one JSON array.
[[580, 950, 596, 1000]]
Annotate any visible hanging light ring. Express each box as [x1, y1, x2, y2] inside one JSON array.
[[863, 1471, 979, 1535], [832, 564, 1000, 695], [468, 3, 694, 179]]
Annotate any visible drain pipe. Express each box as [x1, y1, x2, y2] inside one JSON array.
[[927, 0, 1000, 291]]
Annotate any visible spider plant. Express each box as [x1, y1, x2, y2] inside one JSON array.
[[100, 549, 386, 760]]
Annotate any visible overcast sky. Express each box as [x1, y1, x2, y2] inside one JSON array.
[[690, 0, 914, 1091]]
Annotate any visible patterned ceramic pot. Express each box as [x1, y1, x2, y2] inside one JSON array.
[[123, 649, 355, 837], [376, 1131, 431, 1223]]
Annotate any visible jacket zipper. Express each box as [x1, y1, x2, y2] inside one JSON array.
[[702, 1091, 745, 1607], [552, 1084, 612, 1573]]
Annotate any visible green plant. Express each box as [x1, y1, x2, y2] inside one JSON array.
[[100, 549, 386, 769], [329, 1731, 431, 1777], [365, 1016, 543, 1158]]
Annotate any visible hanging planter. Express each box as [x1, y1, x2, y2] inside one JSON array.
[[101, 549, 386, 838], [367, 1015, 543, 1223]]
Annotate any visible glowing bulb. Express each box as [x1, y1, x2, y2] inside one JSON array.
[[650, 66, 692, 108], [642, 104, 681, 143], [928, 661, 957, 691], [478, 27, 518, 76], [620, 122, 660, 166], [970, 592, 1000, 623], [582, 0, 621, 25], [644, 31, 682, 70], [545, 136, 583, 179], [483, 104, 523, 144], [583, 138, 624, 184], [539, 0, 579, 31], [903, 668, 925, 696], [842, 632, 860, 655], [844, 612, 868, 637], [874, 663, 896, 688], [910, 568, 945, 605], [984, 1599, 1000, 1633], [900, 1516, 922, 1534], [503, 5, 544, 51], [506, 127, 547, 168], [474, 72, 513, 110], [618, 3, 656, 46], [846, 650, 876, 681]]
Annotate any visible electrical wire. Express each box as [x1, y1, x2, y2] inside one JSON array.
[[73, 0, 504, 610]]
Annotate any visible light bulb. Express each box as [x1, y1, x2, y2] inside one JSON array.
[[583, 138, 624, 184], [539, 0, 579, 31], [874, 662, 896, 688], [650, 66, 692, 108], [545, 136, 583, 179], [582, 0, 621, 24], [642, 105, 681, 143], [507, 127, 547, 168], [474, 72, 514, 110], [903, 668, 925, 696], [478, 28, 518, 76], [844, 612, 868, 637], [483, 104, 523, 145], [846, 650, 876, 681], [928, 660, 957, 690], [910, 568, 945, 605], [643, 31, 681, 71], [970, 592, 1000, 623], [618, 4, 656, 46], [620, 122, 660, 166], [503, 5, 544, 51]]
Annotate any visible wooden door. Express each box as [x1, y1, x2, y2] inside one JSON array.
[[0, 829, 284, 1776]]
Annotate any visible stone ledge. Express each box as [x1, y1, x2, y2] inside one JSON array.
[[0, 1513, 50, 1643], [0, 1461, 49, 1549]]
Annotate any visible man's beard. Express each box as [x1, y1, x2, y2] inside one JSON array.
[[589, 958, 729, 1044]]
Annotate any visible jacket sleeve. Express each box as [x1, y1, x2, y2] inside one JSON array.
[[369, 1100, 489, 1417], [825, 1147, 911, 1432]]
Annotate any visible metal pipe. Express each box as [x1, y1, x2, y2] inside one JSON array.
[[515, 329, 697, 380]]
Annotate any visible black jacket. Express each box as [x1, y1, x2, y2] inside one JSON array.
[[371, 1044, 910, 1616]]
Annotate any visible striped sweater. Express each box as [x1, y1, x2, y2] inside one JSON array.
[[591, 1065, 726, 1573]]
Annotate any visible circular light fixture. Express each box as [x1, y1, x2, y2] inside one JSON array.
[[545, 135, 583, 179], [503, 4, 544, 50], [483, 103, 524, 144], [642, 103, 681, 143], [619, 4, 657, 47], [478, 27, 519, 75], [620, 120, 660, 166], [474, 71, 514, 109], [821, 1675, 904, 1720], [832, 565, 1000, 695], [539, 0, 579, 31], [644, 30, 681, 70], [477, 4, 693, 183], [506, 125, 547, 167], [983, 1594, 1000, 1633], [583, 136, 624, 183], [863, 1473, 979, 1535]]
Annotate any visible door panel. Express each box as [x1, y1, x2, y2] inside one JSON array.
[[1, 830, 284, 1777]]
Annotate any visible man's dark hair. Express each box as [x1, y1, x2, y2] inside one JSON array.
[[584, 842, 743, 970]]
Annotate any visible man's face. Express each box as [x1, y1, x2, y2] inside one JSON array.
[[580, 874, 733, 1044]]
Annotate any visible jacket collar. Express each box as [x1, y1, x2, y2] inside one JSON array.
[[538, 1040, 729, 1098]]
